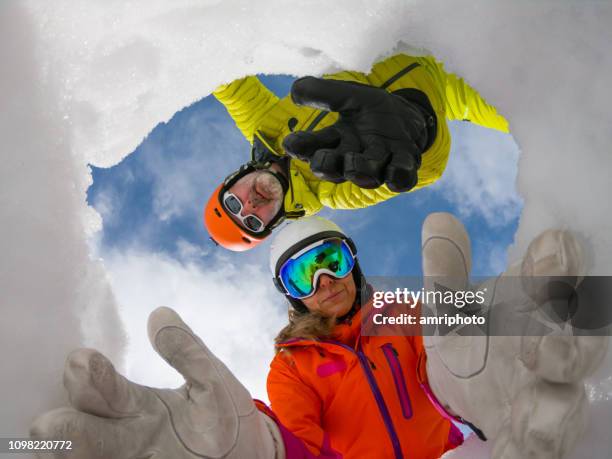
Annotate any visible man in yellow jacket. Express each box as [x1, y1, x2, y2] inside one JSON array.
[[205, 53, 509, 251]]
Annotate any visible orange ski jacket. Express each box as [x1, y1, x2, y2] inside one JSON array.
[[267, 303, 463, 458]]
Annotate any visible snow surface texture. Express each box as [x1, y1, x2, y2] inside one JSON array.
[[1, 0, 611, 457], [0, 1, 126, 445]]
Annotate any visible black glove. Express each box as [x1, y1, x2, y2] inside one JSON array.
[[282, 77, 435, 192]]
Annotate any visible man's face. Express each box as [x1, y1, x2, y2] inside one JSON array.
[[301, 273, 357, 318], [226, 170, 284, 228]]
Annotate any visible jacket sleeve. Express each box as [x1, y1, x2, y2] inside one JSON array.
[[303, 171, 402, 209], [213, 76, 279, 143], [423, 57, 509, 133], [267, 353, 339, 457]]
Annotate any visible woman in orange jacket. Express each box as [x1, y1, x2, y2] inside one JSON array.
[[28, 214, 466, 459], [264, 216, 466, 458], [30, 214, 466, 459]]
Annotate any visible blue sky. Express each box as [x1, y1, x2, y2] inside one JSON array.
[[88, 74, 522, 279]]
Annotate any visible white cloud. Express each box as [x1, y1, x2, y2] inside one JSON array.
[[175, 238, 210, 261], [431, 121, 523, 227]]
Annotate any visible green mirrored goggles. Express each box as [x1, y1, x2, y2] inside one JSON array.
[[278, 238, 356, 299]]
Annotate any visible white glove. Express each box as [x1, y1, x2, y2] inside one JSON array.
[[30, 307, 285, 459], [421, 212, 608, 459]]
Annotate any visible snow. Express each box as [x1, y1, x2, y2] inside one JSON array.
[[1, 0, 611, 457]]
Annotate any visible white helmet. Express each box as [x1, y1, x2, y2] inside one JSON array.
[[269, 216, 349, 276], [269, 216, 365, 312]]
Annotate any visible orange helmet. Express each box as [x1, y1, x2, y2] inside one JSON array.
[[204, 163, 287, 251]]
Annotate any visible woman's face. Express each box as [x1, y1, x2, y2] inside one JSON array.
[[301, 273, 357, 318]]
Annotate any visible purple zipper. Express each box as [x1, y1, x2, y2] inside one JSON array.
[[420, 381, 487, 441], [382, 344, 413, 420], [322, 339, 404, 459]]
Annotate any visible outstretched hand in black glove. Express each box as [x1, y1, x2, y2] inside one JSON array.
[[282, 77, 435, 192]]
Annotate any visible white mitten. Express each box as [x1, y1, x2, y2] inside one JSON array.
[[30, 307, 285, 459], [421, 212, 608, 459]]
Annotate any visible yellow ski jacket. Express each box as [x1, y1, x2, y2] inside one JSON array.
[[214, 54, 509, 218]]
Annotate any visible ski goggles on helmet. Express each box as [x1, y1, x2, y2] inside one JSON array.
[[222, 191, 265, 233], [277, 238, 356, 299]]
